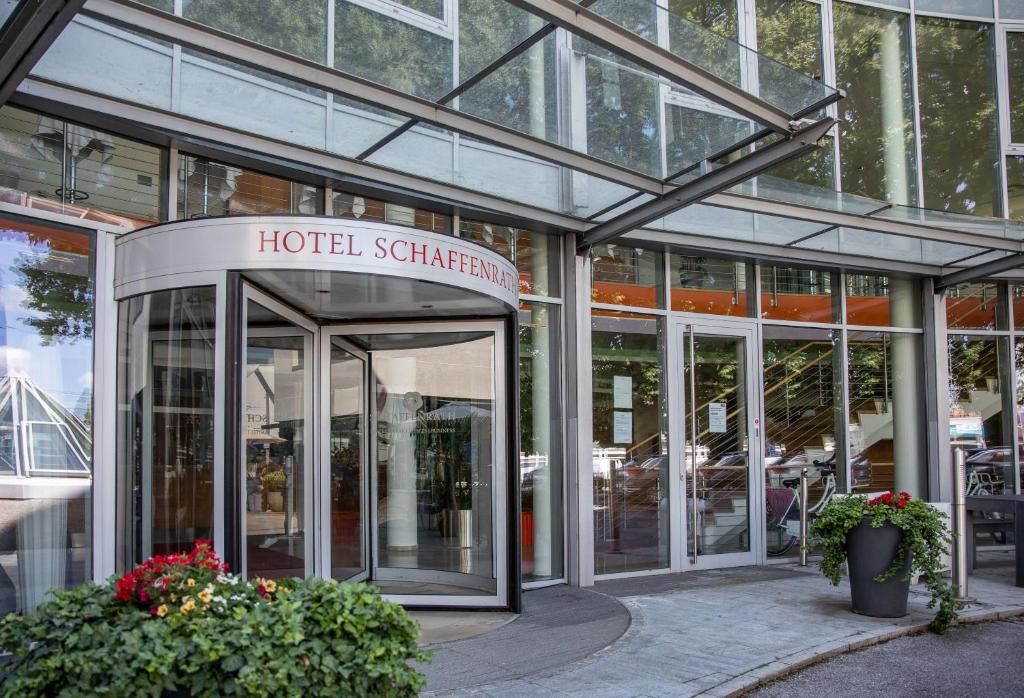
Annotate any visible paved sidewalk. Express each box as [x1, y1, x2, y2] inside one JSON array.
[[424, 553, 1024, 697]]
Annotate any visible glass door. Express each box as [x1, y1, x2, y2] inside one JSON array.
[[677, 322, 759, 569], [324, 321, 507, 607], [241, 287, 315, 579], [323, 336, 369, 582]]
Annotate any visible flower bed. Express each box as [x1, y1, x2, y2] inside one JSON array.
[[0, 541, 429, 696]]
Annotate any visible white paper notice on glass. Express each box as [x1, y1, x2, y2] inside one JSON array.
[[613, 376, 632, 409], [708, 402, 727, 433], [613, 410, 633, 444]]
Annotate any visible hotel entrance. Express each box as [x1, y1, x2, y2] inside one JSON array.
[[116, 217, 518, 609]]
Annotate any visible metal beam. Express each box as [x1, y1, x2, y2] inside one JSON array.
[[934, 253, 1024, 291], [83, 0, 668, 196], [578, 118, 836, 251], [0, 0, 85, 105], [703, 192, 1024, 253], [503, 0, 836, 133]]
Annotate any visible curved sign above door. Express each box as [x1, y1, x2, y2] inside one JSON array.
[[113, 216, 520, 308]]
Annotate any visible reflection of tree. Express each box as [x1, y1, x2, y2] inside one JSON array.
[[15, 250, 92, 346], [831, 2, 917, 203], [915, 16, 1000, 216]]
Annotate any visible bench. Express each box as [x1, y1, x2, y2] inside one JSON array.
[[967, 515, 1015, 570]]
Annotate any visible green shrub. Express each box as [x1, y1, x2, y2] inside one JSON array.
[[0, 542, 429, 696]]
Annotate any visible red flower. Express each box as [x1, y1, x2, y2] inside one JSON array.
[[150, 606, 159, 616]]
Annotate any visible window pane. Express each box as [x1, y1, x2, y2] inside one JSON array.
[[755, 0, 823, 81], [951, 336, 1013, 495], [580, 44, 661, 177], [520, 302, 563, 582], [117, 287, 216, 568], [760, 266, 837, 323], [833, 3, 917, 204], [245, 304, 308, 579], [669, 0, 737, 38], [1013, 284, 1024, 329], [848, 330, 926, 494], [177, 155, 322, 218], [763, 326, 843, 558], [397, 0, 443, 18], [945, 282, 1006, 330], [665, 103, 753, 176], [592, 310, 668, 574], [0, 106, 164, 229], [331, 191, 450, 234], [459, 28, 558, 143], [1008, 156, 1024, 222], [1008, 32, 1024, 143], [916, 16, 1001, 216], [0, 217, 94, 614], [764, 135, 836, 189], [334, 1, 452, 99], [670, 253, 751, 316], [591, 245, 664, 309], [182, 0, 327, 62], [845, 274, 921, 328], [459, 220, 560, 298]]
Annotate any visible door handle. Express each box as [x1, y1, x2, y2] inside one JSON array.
[[688, 325, 698, 565]]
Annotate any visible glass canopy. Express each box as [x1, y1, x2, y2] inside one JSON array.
[[30, 0, 839, 212], [18, 0, 1023, 273]]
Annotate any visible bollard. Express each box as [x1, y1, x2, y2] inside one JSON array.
[[953, 448, 969, 600], [799, 467, 809, 567]]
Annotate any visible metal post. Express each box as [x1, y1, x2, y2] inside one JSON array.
[[799, 467, 809, 567], [953, 447, 969, 600]]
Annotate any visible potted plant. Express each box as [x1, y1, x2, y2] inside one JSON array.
[[262, 469, 286, 512], [810, 491, 961, 633]]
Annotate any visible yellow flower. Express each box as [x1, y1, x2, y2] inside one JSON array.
[[156, 605, 168, 618], [181, 599, 196, 614], [264, 580, 277, 593], [186, 578, 196, 588], [198, 590, 212, 604], [170, 594, 177, 602]]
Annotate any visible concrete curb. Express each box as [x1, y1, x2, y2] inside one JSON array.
[[702, 604, 1024, 697]]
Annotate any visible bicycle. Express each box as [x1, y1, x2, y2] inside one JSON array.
[[765, 467, 836, 556]]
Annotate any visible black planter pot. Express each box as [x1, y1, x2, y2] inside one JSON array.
[[846, 517, 912, 618]]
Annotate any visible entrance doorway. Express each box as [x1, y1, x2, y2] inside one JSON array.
[[243, 286, 508, 606], [673, 320, 760, 570]]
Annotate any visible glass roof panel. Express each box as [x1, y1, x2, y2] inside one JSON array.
[[588, 0, 839, 116], [653, 203, 833, 247], [366, 122, 619, 214], [791, 227, 992, 266], [591, 193, 656, 222], [570, 36, 763, 177], [573, 178, 645, 220], [729, 174, 887, 215], [873, 204, 1024, 241], [100, 0, 825, 185]]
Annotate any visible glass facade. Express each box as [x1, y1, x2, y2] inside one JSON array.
[[4, 0, 1024, 605], [0, 217, 94, 614]]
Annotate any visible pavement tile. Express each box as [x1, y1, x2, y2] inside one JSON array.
[[428, 558, 1024, 697]]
